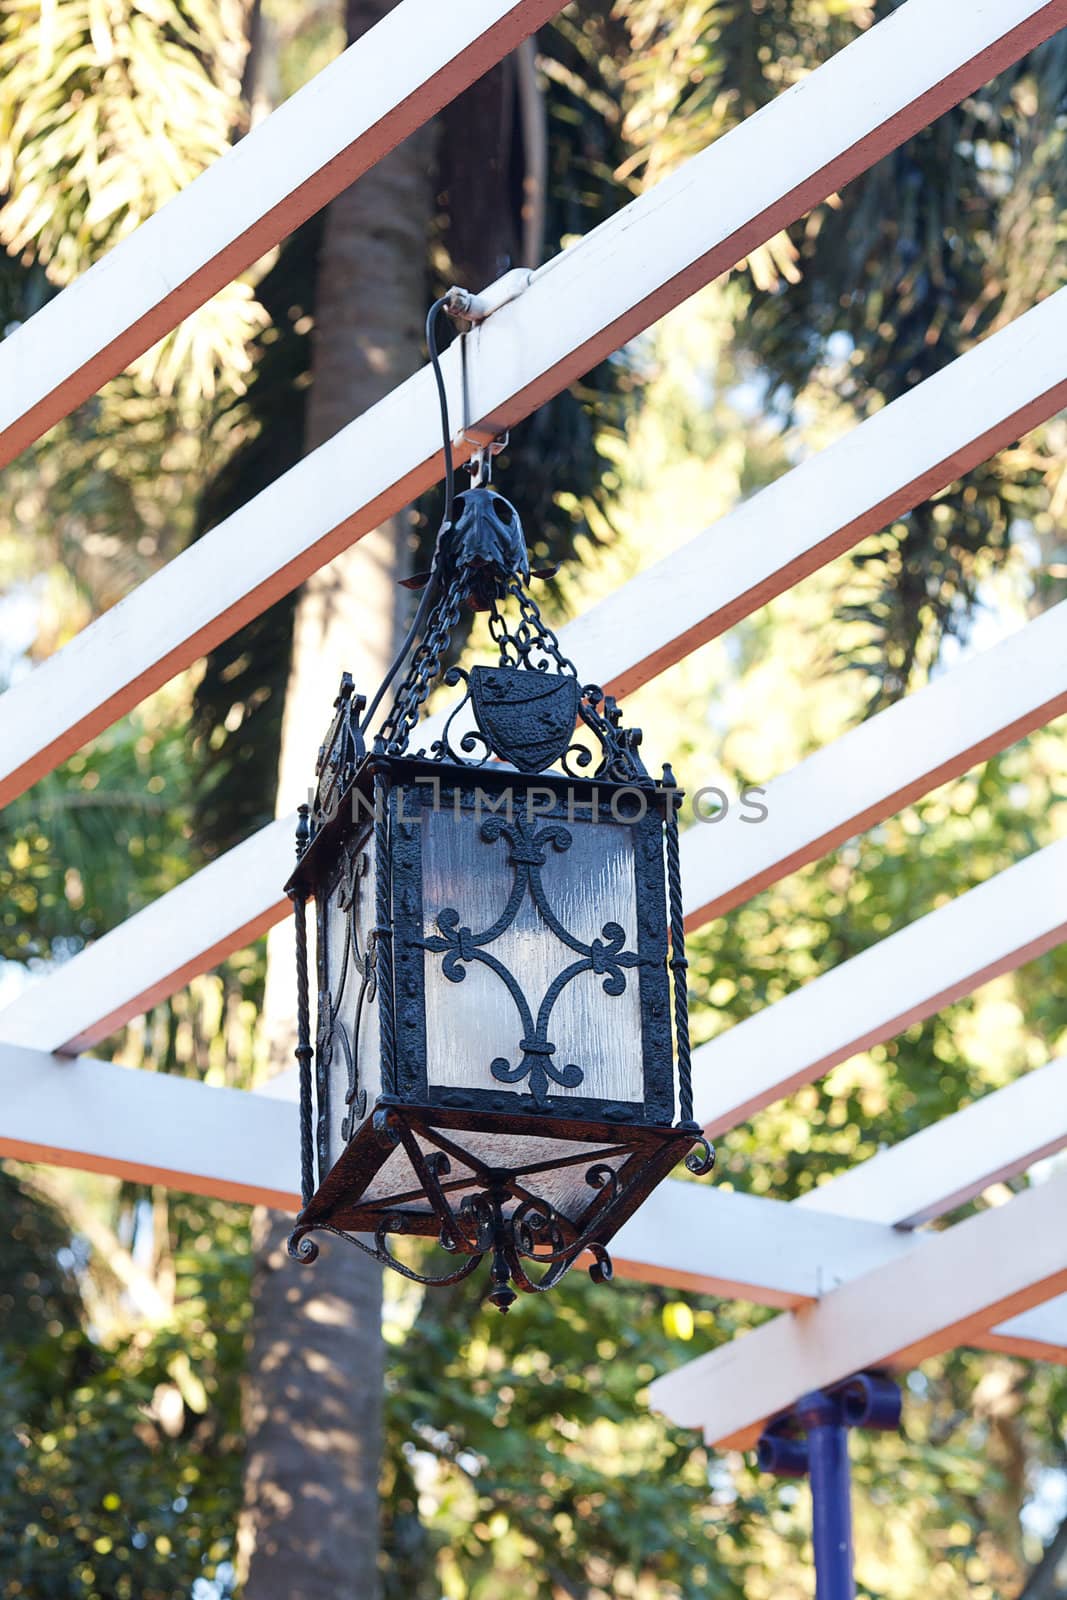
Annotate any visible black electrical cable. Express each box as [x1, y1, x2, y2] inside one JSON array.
[[427, 293, 455, 525], [359, 295, 456, 738]]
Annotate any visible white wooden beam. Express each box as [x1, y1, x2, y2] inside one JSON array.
[[982, 1294, 1067, 1363], [694, 839, 1067, 1136], [794, 1056, 1067, 1366], [680, 602, 1067, 928], [3, 0, 1065, 808], [0, 1039, 917, 1302], [0, 0, 563, 470], [649, 1165, 1067, 1450], [618, 1060, 1067, 1357], [0, 1042, 299, 1208], [797, 1055, 1067, 1228], [2, 1040, 1062, 1366], [0, 821, 293, 1054], [5, 595, 1064, 1058], [609, 1179, 917, 1307]]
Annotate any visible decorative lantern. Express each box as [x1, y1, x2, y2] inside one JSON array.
[[284, 478, 713, 1310]]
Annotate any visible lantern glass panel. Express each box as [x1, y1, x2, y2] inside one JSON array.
[[317, 826, 381, 1175], [419, 804, 644, 1108], [361, 1133, 629, 1224]]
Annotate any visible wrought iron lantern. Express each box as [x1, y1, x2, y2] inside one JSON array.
[[284, 316, 712, 1308]]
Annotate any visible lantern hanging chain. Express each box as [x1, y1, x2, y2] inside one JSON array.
[[359, 295, 457, 740], [377, 562, 472, 753], [488, 575, 577, 676]]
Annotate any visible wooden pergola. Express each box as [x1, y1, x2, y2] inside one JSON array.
[[1, 0, 1066, 1457]]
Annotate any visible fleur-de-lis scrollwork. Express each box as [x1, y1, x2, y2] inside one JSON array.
[[421, 812, 643, 1106]]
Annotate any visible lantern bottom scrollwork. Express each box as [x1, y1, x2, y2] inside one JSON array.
[[286, 1103, 713, 1311]]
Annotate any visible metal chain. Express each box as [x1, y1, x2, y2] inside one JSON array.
[[379, 568, 579, 757], [378, 565, 472, 752], [488, 577, 577, 676]]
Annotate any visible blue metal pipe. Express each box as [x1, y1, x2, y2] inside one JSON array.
[[797, 1391, 854, 1600]]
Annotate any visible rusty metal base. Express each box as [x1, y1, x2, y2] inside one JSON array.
[[287, 1101, 714, 1311]]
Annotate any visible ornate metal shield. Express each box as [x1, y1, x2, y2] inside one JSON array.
[[469, 666, 579, 772]]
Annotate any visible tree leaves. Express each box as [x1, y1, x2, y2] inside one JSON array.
[[0, 0, 265, 401]]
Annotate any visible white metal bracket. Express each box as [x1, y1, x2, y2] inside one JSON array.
[[447, 268, 533, 463]]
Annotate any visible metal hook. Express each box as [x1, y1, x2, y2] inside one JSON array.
[[450, 294, 513, 489], [467, 432, 509, 490]]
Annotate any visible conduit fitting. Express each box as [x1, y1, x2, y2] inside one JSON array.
[[444, 268, 533, 326]]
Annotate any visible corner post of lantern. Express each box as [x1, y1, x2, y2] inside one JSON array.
[[371, 764, 397, 1109], [757, 1372, 903, 1600], [277, 285, 717, 1313], [290, 802, 315, 1211], [661, 761, 696, 1133]]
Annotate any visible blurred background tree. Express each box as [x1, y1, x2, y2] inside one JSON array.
[[0, 1, 1065, 1597]]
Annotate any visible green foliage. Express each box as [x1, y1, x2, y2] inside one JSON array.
[[699, 736, 1065, 1199], [0, 0, 262, 399], [615, 0, 1067, 703], [0, 1171, 86, 1364], [0, 1179, 251, 1600], [383, 1269, 758, 1600], [0, 703, 192, 963]]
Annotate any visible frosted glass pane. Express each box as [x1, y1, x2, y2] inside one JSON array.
[[318, 832, 381, 1174], [363, 1130, 628, 1229], [421, 809, 643, 1105], [440, 1130, 628, 1224], [363, 1136, 480, 1205]]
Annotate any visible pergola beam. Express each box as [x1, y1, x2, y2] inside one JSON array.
[[610, 1179, 917, 1307], [796, 1054, 1067, 1228], [693, 839, 1067, 1135], [0, 1042, 916, 1305], [3, 581, 1063, 1060], [982, 1295, 1067, 1363], [0, 0, 563, 471], [3, 1, 1066, 808], [0, 1043, 299, 1209], [680, 601, 1067, 928], [0, 821, 293, 1053], [649, 1166, 1067, 1450], [3, 1041, 1062, 1364]]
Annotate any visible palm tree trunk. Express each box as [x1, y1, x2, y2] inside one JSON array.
[[1017, 1509, 1067, 1600], [237, 3, 432, 1591]]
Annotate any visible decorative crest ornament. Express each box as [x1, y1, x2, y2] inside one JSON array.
[[281, 293, 713, 1314], [468, 666, 580, 772]]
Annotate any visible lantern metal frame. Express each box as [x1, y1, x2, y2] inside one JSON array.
[[282, 310, 712, 1308], [283, 533, 713, 1307], [288, 756, 708, 1304]]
